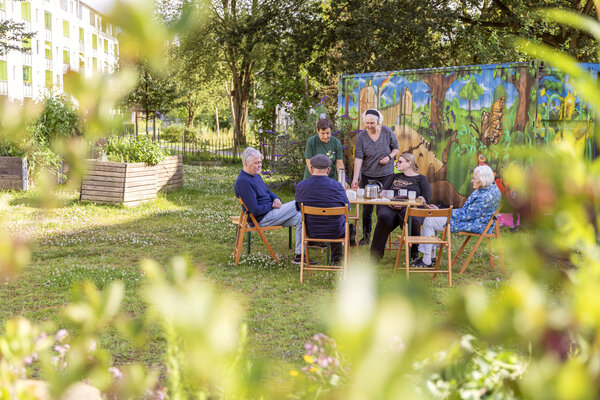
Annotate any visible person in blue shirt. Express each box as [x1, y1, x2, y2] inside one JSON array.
[[234, 147, 304, 263], [413, 164, 501, 267], [295, 154, 350, 266]]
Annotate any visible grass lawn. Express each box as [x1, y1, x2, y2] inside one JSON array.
[[0, 163, 512, 375]]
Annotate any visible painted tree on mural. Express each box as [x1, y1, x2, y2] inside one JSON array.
[[422, 71, 459, 134], [459, 76, 484, 118], [493, 64, 537, 132]]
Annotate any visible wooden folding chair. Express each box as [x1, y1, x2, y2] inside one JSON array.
[[452, 206, 504, 274], [233, 197, 283, 264], [300, 204, 350, 283], [393, 206, 454, 287]]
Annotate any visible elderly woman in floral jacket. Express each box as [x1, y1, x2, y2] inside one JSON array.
[[412, 164, 501, 267]]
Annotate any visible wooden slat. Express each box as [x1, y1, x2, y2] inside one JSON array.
[[86, 170, 128, 178], [81, 184, 124, 193], [86, 163, 127, 172], [81, 193, 124, 202], [82, 176, 125, 184], [85, 160, 127, 169]]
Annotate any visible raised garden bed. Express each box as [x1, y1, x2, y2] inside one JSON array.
[[80, 155, 183, 206], [0, 156, 28, 191]]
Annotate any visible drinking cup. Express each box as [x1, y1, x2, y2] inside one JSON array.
[[357, 188, 365, 198], [408, 191, 416, 200], [382, 190, 394, 199], [399, 189, 408, 197], [346, 190, 357, 201]]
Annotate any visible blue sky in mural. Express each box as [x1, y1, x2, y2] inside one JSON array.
[[339, 67, 524, 114]]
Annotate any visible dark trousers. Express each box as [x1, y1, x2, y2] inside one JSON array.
[[359, 174, 393, 237], [370, 206, 424, 261], [308, 231, 344, 261]]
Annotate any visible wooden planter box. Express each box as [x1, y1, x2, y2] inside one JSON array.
[[0, 157, 28, 191], [80, 155, 183, 206]]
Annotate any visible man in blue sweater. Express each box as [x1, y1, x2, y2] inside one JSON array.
[[295, 154, 350, 266], [234, 147, 304, 263]]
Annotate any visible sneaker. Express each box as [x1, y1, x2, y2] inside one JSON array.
[[292, 254, 317, 265], [410, 258, 432, 268]]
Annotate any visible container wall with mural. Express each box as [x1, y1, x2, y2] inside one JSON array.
[[337, 60, 599, 209]]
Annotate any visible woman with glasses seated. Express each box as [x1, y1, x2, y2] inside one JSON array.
[[370, 152, 431, 263]]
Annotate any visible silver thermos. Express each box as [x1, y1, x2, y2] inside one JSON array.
[[338, 169, 345, 185]]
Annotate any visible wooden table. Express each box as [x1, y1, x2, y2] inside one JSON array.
[[348, 195, 424, 254]]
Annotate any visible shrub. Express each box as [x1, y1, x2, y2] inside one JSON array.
[[105, 136, 168, 165], [161, 125, 183, 143], [33, 94, 82, 146]]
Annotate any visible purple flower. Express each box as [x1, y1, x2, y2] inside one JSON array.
[[274, 154, 282, 157], [266, 130, 276, 134], [333, 130, 341, 135], [260, 142, 268, 146], [340, 114, 349, 117]]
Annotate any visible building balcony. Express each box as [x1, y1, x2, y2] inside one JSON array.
[[0, 81, 7, 95], [23, 83, 33, 98], [22, 53, 32, 65], [45, 58, 52, 69], [45, 29, 52, 41]]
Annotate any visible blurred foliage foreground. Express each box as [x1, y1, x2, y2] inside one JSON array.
[[1, 1, 600, 398]]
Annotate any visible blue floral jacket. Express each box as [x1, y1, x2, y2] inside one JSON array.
[[451, 183, 501, 234]]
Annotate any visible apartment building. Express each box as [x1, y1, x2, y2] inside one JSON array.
[[0, 0, 119, 101]]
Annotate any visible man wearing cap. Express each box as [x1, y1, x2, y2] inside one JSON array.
[[304, 118, 345, 182], [295, 154, 350, 265]]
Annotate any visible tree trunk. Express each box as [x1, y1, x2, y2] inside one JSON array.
[[512, 66, 535, 132], [145, 111, 149, 137], [135, 111, 138, 136], [152, 113, 156, 142], [422, 72, 459, 135], [215, 107, 220, 136]]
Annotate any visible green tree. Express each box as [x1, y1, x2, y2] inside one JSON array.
[[459, 76, 484, 118], [0, 20, 34, 56], [123, 63, 177, 139]]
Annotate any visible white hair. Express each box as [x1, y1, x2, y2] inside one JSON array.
[[362, 109, 384, 125], [474, 165, 495, 188], [241, 147, 263, 164]]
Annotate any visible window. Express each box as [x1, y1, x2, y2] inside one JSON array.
[[44, 11, 51, 29], [63, 49, 69, 64], [63, 20, 69, 37], [92, 33, 97, 50], [0, 61, 7, 81], [45, 70, 52, 88], [79, 27, 84, 43], [45, 41, 52, 59], [103, 39, 108, 53], [92, 57, 97, 72], [23, 66, 32, 84], [60, 0, 67, 11], [113, 44, 118, 57], [22, 38, 31, 51], [79, 53, 84, 68], [21, 2, 31, 21], [101, 18, 107, 33], [0, 0, 5, 11], [89, 11, 95, 27]]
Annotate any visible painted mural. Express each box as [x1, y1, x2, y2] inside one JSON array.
[[337, 61, 599, 208]]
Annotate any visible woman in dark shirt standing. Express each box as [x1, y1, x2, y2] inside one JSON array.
[[351, 109, 399, 245], [370, 152, 432, 262]]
